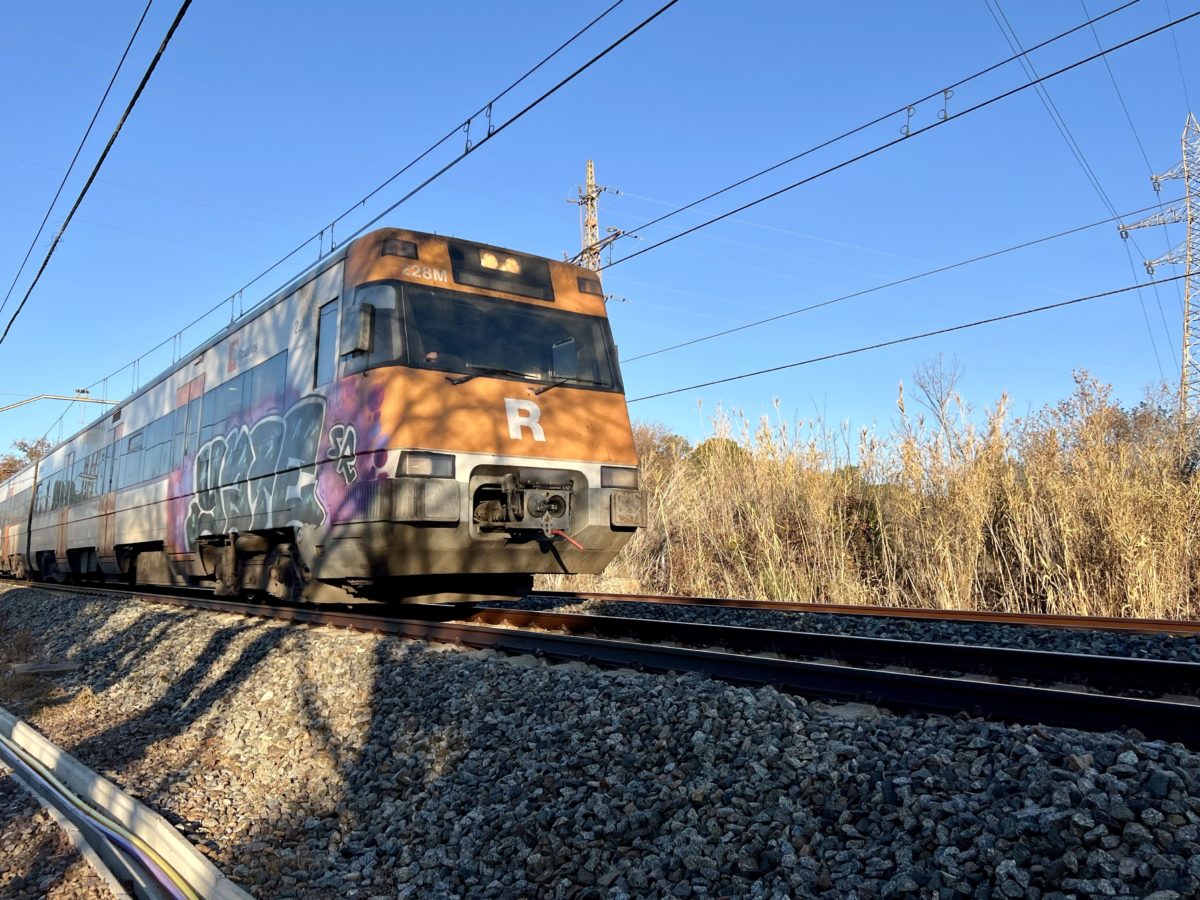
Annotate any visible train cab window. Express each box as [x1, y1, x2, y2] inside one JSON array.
[[315, 300, 338, 386], [403, 285, 622, 392], [342, 284, 399, 376]]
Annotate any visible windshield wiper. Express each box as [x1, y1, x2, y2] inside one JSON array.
[[447, 364, 537, 386], [534, 376, 606, 395]]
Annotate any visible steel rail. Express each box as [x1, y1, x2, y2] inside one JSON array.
[[11, 581, 1198, 747], [530, 591, 1200, 635], [465, 607, 1200, 696]]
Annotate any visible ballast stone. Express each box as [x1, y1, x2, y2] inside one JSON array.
[[1, 584, 1200, 898]]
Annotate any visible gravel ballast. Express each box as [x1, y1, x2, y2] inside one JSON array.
[[510, 595, 1200, 664], [2, 584, 1200, 898]]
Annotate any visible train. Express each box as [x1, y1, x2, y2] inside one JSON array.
[[0, 228, 644, 603]]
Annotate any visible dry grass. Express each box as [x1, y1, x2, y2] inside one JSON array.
[[541, 369, 1200, 618]]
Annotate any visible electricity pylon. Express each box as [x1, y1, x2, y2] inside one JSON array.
[[1118, 113, 1200, 421], [570, 160, 623, 271]]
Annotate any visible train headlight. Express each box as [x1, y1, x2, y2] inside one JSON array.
[[601, 466, 639, 489], [479, 250, 522, 274], [399, 451, 455, 478]]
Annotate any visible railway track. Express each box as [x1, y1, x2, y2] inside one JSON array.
[[531, 590, 1200, 634], [466, 606, 1200, 696], [6, 580, 1200, 747]]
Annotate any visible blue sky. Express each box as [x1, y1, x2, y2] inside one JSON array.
[[1, 0, 1197, 449]]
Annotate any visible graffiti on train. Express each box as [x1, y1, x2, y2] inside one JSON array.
[[327, 423, 359, 486], [184, 396, 327, 547]]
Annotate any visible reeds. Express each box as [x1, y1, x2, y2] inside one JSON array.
[[541, 369, 1200, 618]]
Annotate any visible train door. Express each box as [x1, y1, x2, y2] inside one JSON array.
[[315, 298, 339, 388], [55, 450, 72, 563], [286, 262, 342, 397], [167, 375, 205, 576], [97, 419, 123, 576]]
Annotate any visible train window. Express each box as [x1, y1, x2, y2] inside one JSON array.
[[186, 397, 200, 452], [117, 430, 144, 490], [70, 455, 86, 503], [172, 405, 188, 469], [315, 300, 338, 387], [246, 351, 286, 416], [51, 471, 70, 510], [399, 285, 622, 392], [99, 443, 114, 494], [342, 284, 399, 376], [143, 416, 173, 481], [200, 377, 243, 446], [71, 449, 103, 502]]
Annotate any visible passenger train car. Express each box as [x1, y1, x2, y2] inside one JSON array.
[[0, 228, 645, 603]]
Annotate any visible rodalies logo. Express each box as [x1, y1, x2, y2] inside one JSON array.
[[505, 398, 545, 442]]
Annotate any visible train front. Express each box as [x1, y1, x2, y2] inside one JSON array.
[[306, 228, 644, 602]]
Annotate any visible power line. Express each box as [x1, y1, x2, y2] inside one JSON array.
[[986, 0, 1171, 377], [0, 0, 155, 320], [1164, 0, 1194, 110], [604, 6, 1200, 272], [161, 0, 637, 339], [332, 0, 684, 249], [584, 0, 1144, 261], [627, 272, 1193, 404], [23, 0, 684, 430], [1082, 0, 1156, 172], [59, 0, 673, 399], [0, 0, 192, 347], [622, 195, 1183, 363], [327, 0, 632, 234]]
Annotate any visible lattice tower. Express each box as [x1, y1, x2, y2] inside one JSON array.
[[1117, 114, 1200, 421], [570, 160, 621, 272]]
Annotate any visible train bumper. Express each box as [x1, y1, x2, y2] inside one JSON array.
[[306, 462, 643, 579]]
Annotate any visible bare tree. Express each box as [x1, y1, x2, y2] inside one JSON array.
[[912, 354, 969, 458]]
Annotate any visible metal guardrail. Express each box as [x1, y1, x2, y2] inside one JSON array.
[[0, 705, 250, 899]]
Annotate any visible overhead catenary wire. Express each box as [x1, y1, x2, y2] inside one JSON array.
[[986, 0, 1171, 377], [627, 272, 1193, 404], [0, 0, 193, 347], [584, 0, 1145, 259], [603, 5, 1200, 271], [174, 0, 634, 326], [622, 195, 1184, 363], [48, 0, 680, 415], [314, 0, 685, 249], [0, 0, 155, 321]]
